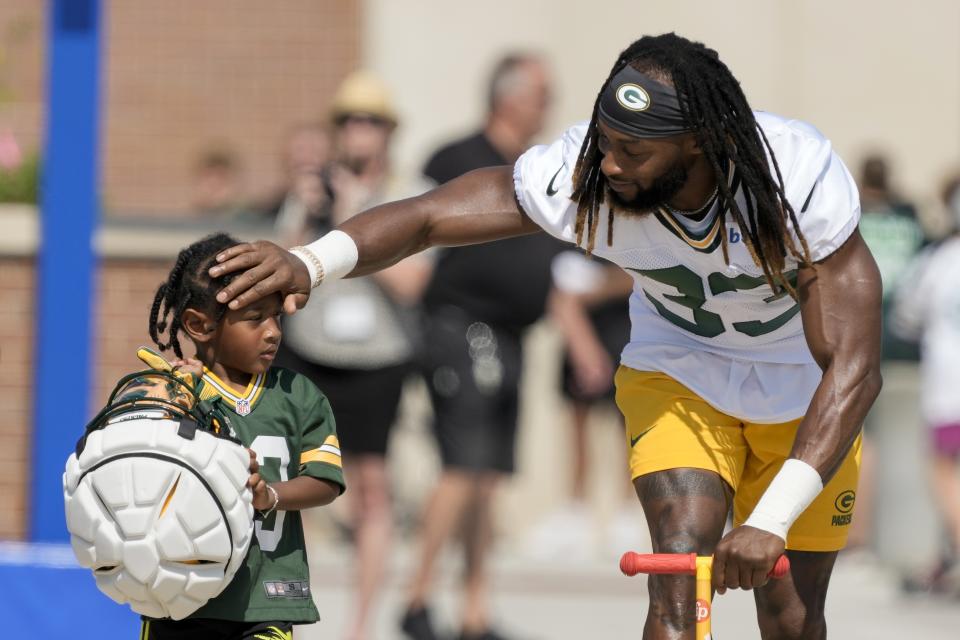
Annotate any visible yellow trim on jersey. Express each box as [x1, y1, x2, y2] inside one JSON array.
[[656, 206, 724, 250], [302, 435, 342, 463], [323, 434, 340, 449], [139, 620, 150, 640], [201, 367, 266, 413], [301, 434, 342, 467], [301, 449, 342, 467]]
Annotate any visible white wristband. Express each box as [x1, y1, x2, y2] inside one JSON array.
[[744, 458, 823, 541], [289, 230, 359, 289]]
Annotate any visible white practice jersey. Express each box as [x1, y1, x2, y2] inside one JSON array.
[[513, 112, 860, 422], [891, 237, 960, 427]]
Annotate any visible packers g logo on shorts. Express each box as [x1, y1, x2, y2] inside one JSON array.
[[831, 490, 856, 527], [616, 83, 651, 111], [834, 490, 856, 514]]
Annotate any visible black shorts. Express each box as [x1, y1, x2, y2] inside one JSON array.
[[561, 299, 630, 404], [140, 618, 293, 640], [275, 343, 408, 455], [421, 307, 522, 474]]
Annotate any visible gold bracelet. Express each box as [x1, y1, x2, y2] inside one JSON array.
[[289, 246, 325, 288]]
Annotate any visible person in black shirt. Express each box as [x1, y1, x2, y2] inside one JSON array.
[[400, 53, 555, 640]]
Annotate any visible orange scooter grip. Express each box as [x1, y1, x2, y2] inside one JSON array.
[[620, 552, 791, 578], [619, 552, 698, 576]]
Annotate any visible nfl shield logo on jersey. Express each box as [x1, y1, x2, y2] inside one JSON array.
[[235, 398, 251, 416]]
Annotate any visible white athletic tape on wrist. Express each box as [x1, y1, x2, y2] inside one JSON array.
[[744, 458, 823, 541], [289, 230, 359, 288]]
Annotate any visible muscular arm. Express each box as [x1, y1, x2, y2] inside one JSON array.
[[213, 166, 541, 309], [792, 229, 883, 480], [343, 165, 540, 276], [712, 229, 883, 592]]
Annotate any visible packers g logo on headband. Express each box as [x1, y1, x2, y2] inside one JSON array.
[[615, 83, 651, 111]]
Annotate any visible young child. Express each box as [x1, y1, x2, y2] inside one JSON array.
[[140, 232, 345, 640]]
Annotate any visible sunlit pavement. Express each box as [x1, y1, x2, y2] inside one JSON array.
[[297, 546, 960, 639]]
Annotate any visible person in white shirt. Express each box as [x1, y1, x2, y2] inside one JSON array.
[[892, 174, 960, 592], [210, 33, 882, 639]]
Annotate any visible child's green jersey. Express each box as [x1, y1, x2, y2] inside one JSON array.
[[188, 366, 345, 623]]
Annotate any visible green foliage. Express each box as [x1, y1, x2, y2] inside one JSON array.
[[0, 154, 38, 203]]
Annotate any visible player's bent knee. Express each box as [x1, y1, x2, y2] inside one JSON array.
[[756, 592, 827, 640], [758, 608, 826, 640], [647, 574, 697, 632], [657, 531, 716, 556], [644, 534, 709, 631]]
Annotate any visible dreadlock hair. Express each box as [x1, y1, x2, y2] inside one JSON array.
[[571, 33, 812, 297], [148, 233, 240, 358]]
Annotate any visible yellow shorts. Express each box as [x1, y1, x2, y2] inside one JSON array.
[[615, 366, 861, 552]]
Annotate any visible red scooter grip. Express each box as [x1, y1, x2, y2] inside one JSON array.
[[619, 552, 791, 578], [769, 554, 791, 578], [619, 552, 698, 576]]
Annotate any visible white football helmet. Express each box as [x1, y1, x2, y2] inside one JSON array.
[[63, 368, 254, 620]]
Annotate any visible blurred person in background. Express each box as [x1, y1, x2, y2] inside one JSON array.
[[191, 146, 247, 217], [399, 53, 556, 640], [258, 122, 332, 240], [525, 250, 634, 560], [892, 173, 960, 594], [272, 71, 431, 640], [847, 153, 926, 550]]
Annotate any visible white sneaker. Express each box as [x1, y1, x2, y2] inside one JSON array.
[[607, 506, 650, 558], [522, 502, 594, 562]]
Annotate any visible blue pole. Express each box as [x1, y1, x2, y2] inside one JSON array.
[[31, 0, 102, 542]]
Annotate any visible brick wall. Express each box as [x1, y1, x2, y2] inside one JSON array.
[[0, 253, 175, 540], [0, 2, 44, 165], [93, 260, 176, 409], [0, 258, 35, 539], [0, 0, 361, 539], [0, 0, 361, 214]]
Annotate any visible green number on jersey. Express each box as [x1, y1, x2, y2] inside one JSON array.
[[630, 265, 799, 338], [633, 265, 725, 337]]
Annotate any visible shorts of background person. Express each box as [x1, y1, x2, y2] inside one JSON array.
[[420, 305, 522, 474], [932, 423, 960, 458], [560, 298, 630, 404], [275, 343, 408, 455]]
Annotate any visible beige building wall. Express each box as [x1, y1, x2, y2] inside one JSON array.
[[0, 1, 362, 216], [363, 0, 960, 209]]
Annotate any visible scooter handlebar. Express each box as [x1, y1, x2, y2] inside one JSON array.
[[619, 552, 790, 579]]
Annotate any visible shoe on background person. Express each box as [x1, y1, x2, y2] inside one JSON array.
[[401, 605, 442, 640]]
